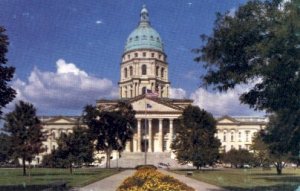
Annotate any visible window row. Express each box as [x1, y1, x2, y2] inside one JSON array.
[[129, 35, 160, 42], [220, 131, 251, 142], [123, 65, 166, 78], [124, 52, 164, 61]]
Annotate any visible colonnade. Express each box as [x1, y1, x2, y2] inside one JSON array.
[[126, 118, 175, 152]]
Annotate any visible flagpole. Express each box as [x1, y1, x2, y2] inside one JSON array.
[[144, 99, 147, 165]]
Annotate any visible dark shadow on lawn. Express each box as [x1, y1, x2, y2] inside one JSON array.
[[0, 181, 68, 191], [260, 176, 300, 183], [224, 184, 299, 191], [174, 169, 223, 172], [250, 173, 297, 176], [21, 172, 98, 176]]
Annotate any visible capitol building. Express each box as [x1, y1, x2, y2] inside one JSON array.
[[38, 6, 267, 166]]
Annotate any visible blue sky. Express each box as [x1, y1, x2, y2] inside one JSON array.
[[0, 0, 264, 117]]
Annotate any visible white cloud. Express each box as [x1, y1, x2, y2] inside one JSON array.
[[169, 87, 187, 99], [10, 59, 117, 113], [190, 85, 264, 116], [96, 20, 102, 24]]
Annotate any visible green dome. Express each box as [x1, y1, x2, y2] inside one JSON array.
[[124, 6, 164, 53]]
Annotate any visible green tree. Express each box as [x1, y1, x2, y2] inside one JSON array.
[[251, 132, 271, 167], [222, 149, 254, 168], [4, 101, 45, 176], [0, 26, 16, 115], [48, 125, 94, 174], [171, 105, 220, 170], [262, 112, 296, 174], [83, 101, 136, 168], [0, 133, 12, 163], [195, 0, 300, 113], [194, 0, 300, 172]]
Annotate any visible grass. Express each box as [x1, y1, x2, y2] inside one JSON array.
[[0, 167, 120, 189], [174, 168, 300, 191]]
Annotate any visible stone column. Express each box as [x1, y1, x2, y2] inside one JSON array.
[[158, 119, 163, 152], [137, 119, 141, 152], [148, 119, 152, 152], [168, 119, 173, 151], [125, 141, 131, 152]]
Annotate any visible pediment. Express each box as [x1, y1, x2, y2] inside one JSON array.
[[44, 116, 77, 124], [131, 98, 182, 113], [217, 115, 239, 124]]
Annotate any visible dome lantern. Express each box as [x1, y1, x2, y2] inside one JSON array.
[[124, 5, 164, 53]]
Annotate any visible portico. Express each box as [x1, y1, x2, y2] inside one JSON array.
[[97, 95, 192, 153]]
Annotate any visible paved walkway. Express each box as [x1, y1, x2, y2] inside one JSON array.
[[79, 169, 225, 191], [79, 170, 135, 191], [159, 169, 226, 191]]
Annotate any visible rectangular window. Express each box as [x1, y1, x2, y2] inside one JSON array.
[[246, 131, 250, 142]]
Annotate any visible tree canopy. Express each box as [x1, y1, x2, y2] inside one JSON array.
[[0, 26, 15, 116], [171, 105, 220, 169], [4, 101, 45, 176], [83, 101, 136, 168], [45, 125, 94, 174], [221, 149, 254, 168], [195, 0, 300, 113]]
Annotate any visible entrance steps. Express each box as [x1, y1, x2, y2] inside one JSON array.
[[106, 152, 193, 169]]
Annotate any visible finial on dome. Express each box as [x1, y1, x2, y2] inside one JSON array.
[[140, 5, 149, 24]]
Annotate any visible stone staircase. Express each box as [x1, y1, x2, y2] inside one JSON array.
[[106, 152, 193, 169]]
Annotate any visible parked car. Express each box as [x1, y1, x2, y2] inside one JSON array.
[[158, 162, 170, 169]]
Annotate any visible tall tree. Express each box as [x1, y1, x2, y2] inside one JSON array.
[[171, 105, 220, 170], [83, 101, 136, 168], [0, 133, 12, 163], [49, 125, 94, 174], [194, 0, 300, 164], [0, 26, 16, 115], [4, 101, 45, 176], [195, 0, 300, 113]]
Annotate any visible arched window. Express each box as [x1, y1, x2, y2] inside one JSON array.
[[129, 66, 133, 76], [156, 66, 159, 76], [142, 87, 147, 94], [231, 132, 234, 142], [161, 68, 164, 78], [143, 52, 146, 57], [135, 36, 139, 41], [135, 53, 138, 57], [124, 68, 128, 78], [142, 65, 147, 75], [223, 131, 226, 142]]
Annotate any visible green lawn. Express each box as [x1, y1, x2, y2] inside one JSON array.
[[174, 168, 300, 191], [0, 167, 120, 189]]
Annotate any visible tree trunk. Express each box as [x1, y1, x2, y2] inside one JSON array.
[[22, 157, 27, 176], [69, 163, 73, 175], [275, 162, 283, 175], [276, 165, 282, 175], [106, 149, 112, 168]]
